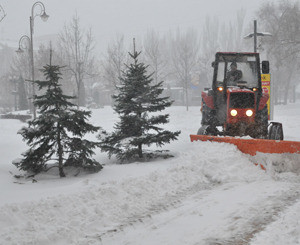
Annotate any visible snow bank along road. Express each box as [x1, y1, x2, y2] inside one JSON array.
[[1, 104, 300, 244]]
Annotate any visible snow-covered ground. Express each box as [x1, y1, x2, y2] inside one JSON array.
[[1, 103, 300, 245]]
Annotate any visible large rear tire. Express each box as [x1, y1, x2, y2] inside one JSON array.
[[254, 105, 268, 138]]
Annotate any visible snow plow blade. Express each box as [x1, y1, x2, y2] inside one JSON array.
[[190, 135, 300, 156]]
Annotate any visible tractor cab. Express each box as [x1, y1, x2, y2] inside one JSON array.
[[211, 53, 262, 122], [213, 52, 261, 92], [199, 52, 282, 140]]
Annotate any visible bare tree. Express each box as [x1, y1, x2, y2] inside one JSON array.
[[217, 9, 246, 52], [257, 1, 300, 104], [102, 34, 126, 94], [198, 16, 220, 89], [58, 13, 96, 107], [197, 10, 246, 89], [143, 30, 168, 84], [170, 29, 199, 111], [10, 43, 60, 110], [0, 4, 6, 22], [10, 46, 32, 110], [11, 48, 31, 81], [35, 43, 59, 80], [235, 8, 247, 51]]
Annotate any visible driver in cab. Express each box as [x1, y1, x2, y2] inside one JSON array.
[[226, 62, 243, 86]]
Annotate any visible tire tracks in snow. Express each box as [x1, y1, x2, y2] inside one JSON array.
[[88, 180, 220, 242], [204, 185, 300, 245], [98, 180, 300, 245]]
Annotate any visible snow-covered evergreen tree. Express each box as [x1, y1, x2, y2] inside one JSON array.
[[14, 64, 102, 177], [99, 45, 180, 162]]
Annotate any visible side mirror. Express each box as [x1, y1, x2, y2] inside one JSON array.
[[262, 61, 269, 74], [211, 61, 215, 68]]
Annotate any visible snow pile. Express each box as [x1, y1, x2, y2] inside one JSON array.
[[0, 142, 267, 244], [253, 152, 300, 175], [1, 104, 300, 244]]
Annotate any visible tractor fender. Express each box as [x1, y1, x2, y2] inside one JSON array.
[[201, 91, 214, 109], [258, 93, 269, 111]]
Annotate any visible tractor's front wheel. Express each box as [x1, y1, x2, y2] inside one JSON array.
[[197, 125, 218, 136]]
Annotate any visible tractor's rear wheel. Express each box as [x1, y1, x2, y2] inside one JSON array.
[[268, 123, 284, 140], [197, 125, 218, 136]]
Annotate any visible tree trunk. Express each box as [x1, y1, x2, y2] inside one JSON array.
[[57, 125, 66, 177], [292, 85, 296, 103], [283, 67, 294, 105], [77, 82, 80, 108], [274, 84, 279, 105], [185, 84, 189, 111], [137, 111, 143, 158], [138, 143, 143, 158]]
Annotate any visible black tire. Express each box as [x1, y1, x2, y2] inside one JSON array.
[[268, 124, 275, 139], [197, 125, 218, 136], [201, 104, 210, 125], [268, 123, 284, 140], [255, 105, 268, 138], [201, 101, 216, 126]]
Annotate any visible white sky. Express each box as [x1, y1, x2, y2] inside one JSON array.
[[0, 0, 284, 54]]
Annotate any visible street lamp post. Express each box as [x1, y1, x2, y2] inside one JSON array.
[[244, 20, 272, 53], [16, 1, 49, 119], [244, 20, 274, 120], [16, 35, 32, 113], [9, 75, 19, 111]]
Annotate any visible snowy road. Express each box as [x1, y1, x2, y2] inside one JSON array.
[[101, 181, 300, 245], [0, 104, 300, 244]]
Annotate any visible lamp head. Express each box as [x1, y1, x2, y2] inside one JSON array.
[[16, 47, 24, 54], [40, 11, 49, 22]]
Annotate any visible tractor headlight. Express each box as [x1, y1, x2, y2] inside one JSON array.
[[217, 86, 224, 92], [230, 109, 238, 117], [246, 109, 253, 117]]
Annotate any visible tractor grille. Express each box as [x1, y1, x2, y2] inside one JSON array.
[[230, 93, 254, 108]]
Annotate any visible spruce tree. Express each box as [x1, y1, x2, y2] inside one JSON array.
[[99, 45, 180, 162], [13, 64, 102, 177]]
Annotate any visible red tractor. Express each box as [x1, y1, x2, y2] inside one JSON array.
[[197, 52, 283, 140]]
